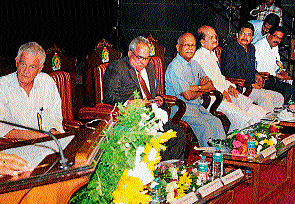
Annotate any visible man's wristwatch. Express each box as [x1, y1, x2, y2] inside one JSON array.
[[198, 85, 201, 91]]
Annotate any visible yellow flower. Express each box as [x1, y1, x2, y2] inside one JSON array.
[[255, 141, 258, 146], [113, 169, 151, 204], [268, 139, 274, 146], [178, 172, 192, 187]]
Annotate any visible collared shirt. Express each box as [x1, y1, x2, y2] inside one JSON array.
[[193, 47, 233, 93], [250, 4, 282, 25], [0, 72, 64, 137], [249, 20, 265, 45], [165, 53, 205, 116], [221, 41, 257, 85], [255, 36, 280, 76]]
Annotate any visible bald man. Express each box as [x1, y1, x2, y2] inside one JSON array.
[[165, 32, 226, 147], [193, 26, 268, 132]]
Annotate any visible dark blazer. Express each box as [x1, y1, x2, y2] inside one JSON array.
[[103, 56, 157, 105], [220, 40, 258, 85]]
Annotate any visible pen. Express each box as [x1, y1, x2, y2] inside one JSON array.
[[37, 107, 43, 131]]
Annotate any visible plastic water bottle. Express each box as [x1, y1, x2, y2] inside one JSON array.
[[212, 146, 223, 179], [150, 170, 161, 204], [198, 155, 209, 182], [247, 133, 256, 161]]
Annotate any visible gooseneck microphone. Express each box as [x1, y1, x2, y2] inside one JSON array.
[[0, 120, 73, 170]]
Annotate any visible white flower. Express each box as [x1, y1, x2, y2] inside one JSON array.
[[166, 181, 178, 193], [196, 177, 202, 186], [270, 136, 277, 146], [151, 103, 168, 124], [147, 148, 159, 161], [125, 143, 130, 148], [141, 113, 150, 121], [180, 169, 186, 174], [128, 162, 154, 185], [192, 187, 196, 192], [259, 140, 264, 145], [138, 121, 144, 127], [117, 141, 121, 145], [257, 145, 263, 153], [257, 133, 267, 138], [167, 192, 177, 204], [169, 167, 178, 179]]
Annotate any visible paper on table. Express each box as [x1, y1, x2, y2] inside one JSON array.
[[2, 135, 75, 170]]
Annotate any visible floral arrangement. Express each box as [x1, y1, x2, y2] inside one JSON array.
[[70, 92, 176, 204], [155, 161, 204, 203], [224, 122, 282, 156]]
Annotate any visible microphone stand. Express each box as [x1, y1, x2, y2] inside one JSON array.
[[0, 120, 73, 170]]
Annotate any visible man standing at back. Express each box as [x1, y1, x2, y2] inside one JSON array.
[[165, 32, 226, 147], [221, 22, 284, 112], [249, 13, 280, 44], [193, 26, 267, 132]]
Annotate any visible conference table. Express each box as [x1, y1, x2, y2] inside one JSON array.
[[0, 118, 113, 204]]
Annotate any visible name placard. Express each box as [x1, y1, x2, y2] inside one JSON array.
[[260, 145, 276, 159], [172, 192, 198, 204], [198, 178, 223, 198], [221, 169, 244, 186], [282, 134, 295, 147]]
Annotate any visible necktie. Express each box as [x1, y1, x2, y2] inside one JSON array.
[[138, 70, 152, 100]]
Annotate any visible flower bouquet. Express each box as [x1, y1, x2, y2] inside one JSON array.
[[156, 160, 204, 203], [70, 92, 177, 204], [223, 122, 282, 157]]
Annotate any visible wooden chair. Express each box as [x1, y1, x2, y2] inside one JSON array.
[[42, 45, 82, 120], [147, 35, 166, 65], [49, 71, 84, 131], [84, 39, 122, 107], [78, 62, 189, 154]]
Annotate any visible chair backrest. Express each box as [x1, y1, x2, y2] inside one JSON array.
[[150, 56, 165, 95], [147, 35, 166, 64], [84, 39, 122, 107], [49, 71, 74, 120], [93, 63, 109, 104], [43, 44, 77, 74], [86, 39, 122, 69]]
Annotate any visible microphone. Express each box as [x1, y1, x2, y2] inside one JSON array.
[[0, 120, 73, 170]]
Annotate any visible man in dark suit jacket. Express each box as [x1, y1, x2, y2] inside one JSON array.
[[103, 36, 186, 161]]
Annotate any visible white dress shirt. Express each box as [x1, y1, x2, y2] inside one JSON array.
[[255, 37, 280, 76], [0, 72, 64, 137]]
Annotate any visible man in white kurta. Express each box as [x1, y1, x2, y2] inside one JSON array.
[[193, 26, 268, 132], [0, 42, 63, 139]]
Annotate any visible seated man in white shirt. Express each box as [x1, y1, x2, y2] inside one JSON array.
[[255, 26, 295, 103], [0, 42, 64, 140], [193, 26, 268, 132]]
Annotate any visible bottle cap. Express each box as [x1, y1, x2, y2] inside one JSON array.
[[201, 155, 206, 160]]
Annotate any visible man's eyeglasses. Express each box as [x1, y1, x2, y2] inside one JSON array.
[[132, 52, 150, 61], [179, 44, 196, 48], [239, 32, 252, 37]]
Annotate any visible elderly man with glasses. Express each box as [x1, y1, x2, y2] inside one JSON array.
[[165, 32, 226, 147], [103, 36, 186, 161]]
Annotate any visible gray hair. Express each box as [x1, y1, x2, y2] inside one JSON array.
[[128, 36, 151, 52], [16, 42, 46, 66]]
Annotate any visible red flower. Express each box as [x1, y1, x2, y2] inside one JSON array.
[[268, 125, 279, 133], [187, 167, 192, 172], [235, 133, 246, 144]]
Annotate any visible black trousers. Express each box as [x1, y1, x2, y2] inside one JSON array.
[[264, 76, 295, 104], [159, 121, 186, 161]]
